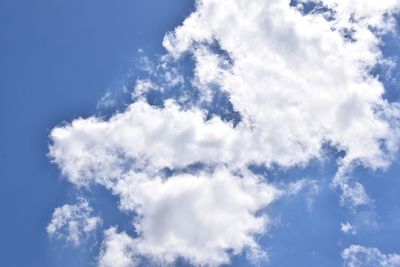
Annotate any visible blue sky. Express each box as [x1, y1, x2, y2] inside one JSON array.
[[1, 1, 400, 267]]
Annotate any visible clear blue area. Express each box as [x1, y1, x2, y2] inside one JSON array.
[[0, 1, 399, 266]]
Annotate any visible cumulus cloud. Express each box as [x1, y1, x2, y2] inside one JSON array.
[[50, 100, 239, 185], [49, 100, 279, 264], [97, 170, 277, 267], [162, 0, 400, 206], [48, 0, 400, 265], [342, 245, 400, 267], [47, 198, 101, 246]]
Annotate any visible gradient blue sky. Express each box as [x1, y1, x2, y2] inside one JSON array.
[[1, 1, 400, 267]]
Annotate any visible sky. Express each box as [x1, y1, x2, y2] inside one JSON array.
[[1, 0, 400, 267]]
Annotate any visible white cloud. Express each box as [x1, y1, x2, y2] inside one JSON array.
[[340, 222, 356, 235], [165, 0, 399, 166], [47, 198, 101, 246], [132, 79, 157, 99], [48, 0, 400, 265], [50, 0, 400, 205], [49, 100, 240, 186], [333, 170, 371, 208], [96, 169, 277, 266], [162, 0, 400, 206], [120, 169, 276, 266], [99, 228, 138, 267], [342, 245, 400, 267]]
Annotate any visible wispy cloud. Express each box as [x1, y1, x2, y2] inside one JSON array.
[[47, 197, 101, 246], [343, 245, 400, 267]]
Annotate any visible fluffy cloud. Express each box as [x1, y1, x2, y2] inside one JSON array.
[[97, 169, 277, 267], [99, 228, 138, 267], [48, 0, 400, 265], [49, 100, 279, 264], [47, 198, 101, 246], [165, 0, 399, 165], [342, 245, 400, 267], [49, 100, 239, 185], [162, 0, 400, 205], [50, 0, 400, 205]]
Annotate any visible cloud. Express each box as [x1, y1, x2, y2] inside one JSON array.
[[99, 228, 138, 267], [333, 168, 371, 208], [50, 0, 400, 206], [342, 245, 400, 267], [47, 198, 102, 246], [48, 0, 400, 265], [49, 100, 240, 185], [97, 91, 117, 110], [340, 222, 356, 235], [162, 0, 400, 206], [96, 169, 277, 266]]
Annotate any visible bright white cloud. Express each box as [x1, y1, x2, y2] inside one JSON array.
[[99, 227, 138, 267], [50, 0, 400, 206], [342, 245, 400, 267], [162, 0, 400, 205], [48, 0, 400, 265], [47, 198, 101, 246], [165, 0, 399, 165], [96, 169, 277, 266], [49, 100, 240, 185], [120, 169, 276, 266]]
